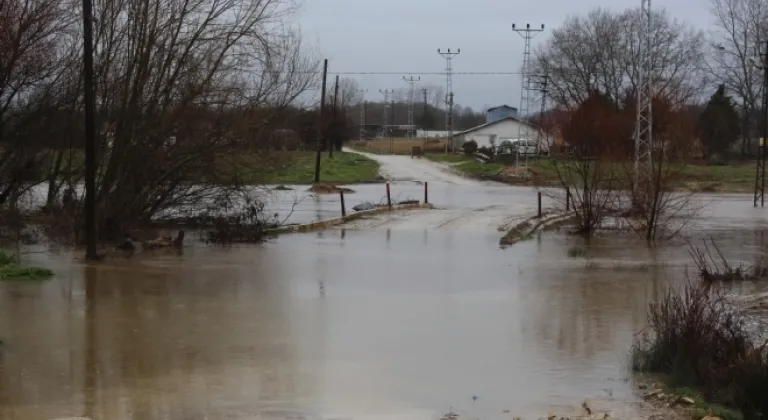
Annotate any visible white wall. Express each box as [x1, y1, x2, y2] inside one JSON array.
[[461, 119, 540, 148], [416, 130, 451, 138]]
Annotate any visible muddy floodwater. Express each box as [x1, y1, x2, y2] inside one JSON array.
[[2, 184, 768, 420]]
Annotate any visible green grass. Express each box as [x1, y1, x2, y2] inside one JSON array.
[[659, 384, 743, 420], [265, 151, 380, 184], [0, 250, 54, 281], [426, 154, 760, 193]]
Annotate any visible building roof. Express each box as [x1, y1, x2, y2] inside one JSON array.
[[455, 116, 537, 136], [487, 105, 517, 112]]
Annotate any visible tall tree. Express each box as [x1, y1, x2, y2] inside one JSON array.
[[709, 0, 767, 155], [697, 85, 741, 159], [533, 7, 708, 110]]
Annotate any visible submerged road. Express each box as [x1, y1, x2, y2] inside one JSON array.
[[340, 148, 551, 231]]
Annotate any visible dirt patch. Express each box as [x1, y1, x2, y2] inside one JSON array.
[[307, 183, 355, 194]]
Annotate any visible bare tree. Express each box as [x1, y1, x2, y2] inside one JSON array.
[[548, 91, 630, 235], [624, 97, 701, 241], [0, 0, 76, 206], [337, 77, 361, 109], [72, 0, 318, 238], [709, 0, 767, 155], [534, 7, 709, 110]]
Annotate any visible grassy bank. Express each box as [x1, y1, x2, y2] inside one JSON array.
[[631, 281, 768, 420], [425, 153, 757, 193], [0, 250, 53, 281], [349, 138, 450, 155], [264, 151, 380, 184]]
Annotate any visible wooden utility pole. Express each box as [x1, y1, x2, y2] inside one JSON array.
[[314, 59, 328, 184], [82, 0, 98, 259], [755, 40, 768, 207], [330, 74, 339, 157]]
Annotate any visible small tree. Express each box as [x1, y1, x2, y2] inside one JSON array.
[[462, 140, 478, 155], [550, 91, 630, 235], [624, 96, 701, 241], [697, 85, 740, 160]]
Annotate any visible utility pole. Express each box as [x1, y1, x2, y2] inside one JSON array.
[[357, 89, 368, 141], [438, 48, 460, 151], [513, 23, 544, 169], [380, 89, 393, 153], [422, 88, 429, 149], [391, 99, 396, 128], [403, 76, 420, 140], [313, 59, 328, 184], [82, 0, 98, 260], [755, 40, 768, 207], [329, 74, 339, 158], [634, 0, 654, 200], [532, 73, 549, 158]]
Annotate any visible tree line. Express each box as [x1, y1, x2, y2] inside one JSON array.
[[533, 0, 762, 160]]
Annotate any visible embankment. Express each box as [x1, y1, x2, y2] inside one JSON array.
[[267, 202, 433, 234], [499, 211, 575, 247]]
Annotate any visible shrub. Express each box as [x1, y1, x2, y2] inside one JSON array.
[[631, 281, 768, 419], [462, 140, 478, 155], [477, 146, 494, 157]]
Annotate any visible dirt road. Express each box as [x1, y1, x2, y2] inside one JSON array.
[[344, 147, 485, 186]]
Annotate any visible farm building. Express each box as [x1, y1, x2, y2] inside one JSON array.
[[454, 115, 542, 150]]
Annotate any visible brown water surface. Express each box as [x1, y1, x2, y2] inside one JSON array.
[[2, 190, 768, 420]]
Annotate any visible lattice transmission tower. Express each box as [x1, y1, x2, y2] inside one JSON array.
[[357, 89, 367, 141], [403, 76, 420, 139], [634, 0, 654, 189], [438, 48, 460, 150], [380, 89, 394, 152], [513, 23, 544, 168]]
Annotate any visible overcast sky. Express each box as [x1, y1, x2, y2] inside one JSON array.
[[298, 0, 710, 112]]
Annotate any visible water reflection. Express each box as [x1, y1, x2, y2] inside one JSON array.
[[0, 225, 765, 420]]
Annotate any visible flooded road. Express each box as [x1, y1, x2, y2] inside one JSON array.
[[3, 183, 768, 420]]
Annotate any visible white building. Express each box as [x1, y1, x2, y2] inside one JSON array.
[[416, 129, 451, 138], [455, 116, 541, 149]]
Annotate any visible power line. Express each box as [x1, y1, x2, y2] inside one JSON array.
[[301, 66, 742, 76]]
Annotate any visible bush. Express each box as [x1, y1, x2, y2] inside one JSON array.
[[462, 140, 478, 155], [631, 281, 768, 419], [708, 153, 729, 166], [477, 146, 494, 157]]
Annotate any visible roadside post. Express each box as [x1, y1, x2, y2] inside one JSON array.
[[565, 186, 570, 211], [340, 190, 346, 216], [386, 183, 392, 210], [538, 191, 542, 218], [424, 182, 429, 204]]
